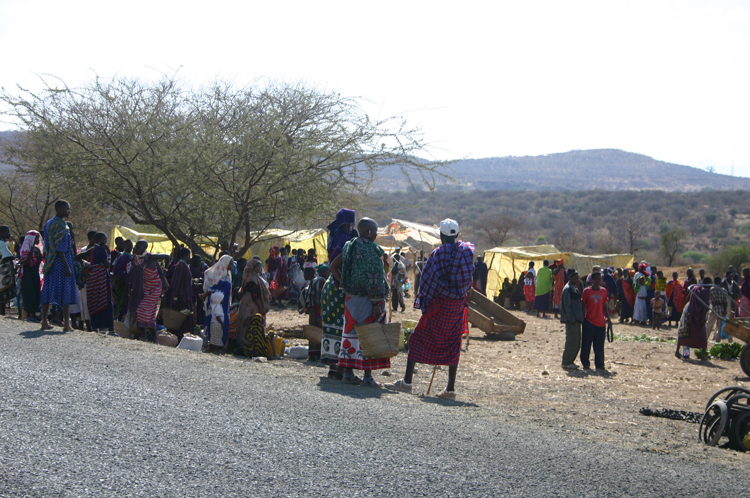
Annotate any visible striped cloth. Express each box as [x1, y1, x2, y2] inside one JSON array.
[[137, 267, 161, 329], [407, 298, 467, 366], [86, 265, 110, 316]]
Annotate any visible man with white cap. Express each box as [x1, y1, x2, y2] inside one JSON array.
[[385, 219, 475, 399]]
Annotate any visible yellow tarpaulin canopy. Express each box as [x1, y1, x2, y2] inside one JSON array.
[[111, 226, 219, 256], [241, 229, 329, 264], [483, 245, 634, 298], [111, 226, 329, 263]]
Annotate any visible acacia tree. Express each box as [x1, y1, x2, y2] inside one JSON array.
[[618, 213, 647, 255], [1, 74, 445, 257], [660, 228, 688, 266], [0, 132, 107, 238], [474, 211, 522, 247]]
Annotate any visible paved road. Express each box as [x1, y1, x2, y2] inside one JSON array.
[[0, 319, 743, 497]]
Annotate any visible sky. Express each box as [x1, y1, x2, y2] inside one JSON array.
[[1, 0, 748, 176]]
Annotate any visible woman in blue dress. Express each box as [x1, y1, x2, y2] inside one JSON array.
[[40, 200, 78, 332]]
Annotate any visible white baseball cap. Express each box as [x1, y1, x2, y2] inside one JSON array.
[[439, 218, 459, 236]]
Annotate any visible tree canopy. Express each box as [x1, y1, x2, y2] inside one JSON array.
[[1, 73, 445, 257]]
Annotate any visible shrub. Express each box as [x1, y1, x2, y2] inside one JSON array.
[[738, 223, 750, 236], [536, 235, 547, 245], [705, 212, 718, 224], [730, 208, 738, 217], [682, 251, 709, 263], [658, 221, 671, 234], [707, 244, 750, 274]]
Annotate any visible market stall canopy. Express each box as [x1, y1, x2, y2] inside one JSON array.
[[242, 229, 329, 264], [111, 226, 329, 263], [376, 219, 442, 251], [112, 226, 219, 257], [483, 245, 634, 298]]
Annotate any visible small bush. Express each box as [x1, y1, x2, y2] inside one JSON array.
[[707, 244, 750, 274], [705, 212, 718, 224], [536, 235, 547, 245], [730, 208, 738, 217], [738, 223, 750, 236], [658, 221, 671, 234], [682, 251, 709, 263]]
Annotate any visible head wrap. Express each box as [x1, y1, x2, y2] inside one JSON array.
[[20, 230, 42, 261], [203, 255, 234, 291], [316, 263, 330, 275], [326, 208, 356, 233]]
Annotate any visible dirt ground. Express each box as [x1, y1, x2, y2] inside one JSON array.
[[265, 290, 750, 468]]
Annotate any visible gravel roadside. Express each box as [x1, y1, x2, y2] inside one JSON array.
[[0, 317, 745, 497]]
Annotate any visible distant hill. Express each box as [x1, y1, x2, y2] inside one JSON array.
[[374, 149, 749, 192]]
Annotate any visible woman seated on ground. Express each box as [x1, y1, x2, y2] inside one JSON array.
[[234, 259, 281, 358]]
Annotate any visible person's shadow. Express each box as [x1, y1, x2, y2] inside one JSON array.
[[20, 328, 67, 339], [316, 376, 390, 399]]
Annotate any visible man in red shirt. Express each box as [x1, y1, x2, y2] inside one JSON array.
[[581, 272, 612, 371]]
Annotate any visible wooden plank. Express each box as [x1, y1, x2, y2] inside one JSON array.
[[723, 320, 750, 344], [466, 288, 526, 336], [468, 289, 525, 327]]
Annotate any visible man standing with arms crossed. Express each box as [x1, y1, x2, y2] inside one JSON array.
[[386, 219, 475, 399], [581, 271, 612, 371]]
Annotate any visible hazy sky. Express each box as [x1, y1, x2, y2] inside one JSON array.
[[1, 0, 748, 176]]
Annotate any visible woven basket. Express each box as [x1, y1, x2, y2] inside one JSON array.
[[357, 322, 401, 359], [114, 321, 131, 339], [162, 308, 190, 330], [303, 325, 323, 344]]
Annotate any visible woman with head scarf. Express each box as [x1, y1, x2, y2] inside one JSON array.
[[203, 254, 235, 352], [234, 259, 280, 358], [321, 208, 357, 379], [633, 263, 650, 325], [19, 230, 43, 321]]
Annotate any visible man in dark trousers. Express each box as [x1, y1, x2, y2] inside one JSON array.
[[560, 271, 583, 370], [581, 272, 612, 371]]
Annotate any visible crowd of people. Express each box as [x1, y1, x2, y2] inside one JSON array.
[[4, 199, 748, 395], [493, 258, 749, 370]]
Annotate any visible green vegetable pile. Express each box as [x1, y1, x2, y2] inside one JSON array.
[[695, 342, 743, 360], [614, 333, 677, 344]]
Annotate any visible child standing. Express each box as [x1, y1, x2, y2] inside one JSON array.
[[651, 290, 665, 330]]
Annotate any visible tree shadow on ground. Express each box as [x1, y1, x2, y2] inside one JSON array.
[[20, 329, 67, 339]]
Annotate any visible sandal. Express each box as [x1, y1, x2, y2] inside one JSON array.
[[361, 377, 382, 388], [328, 370, 343, 380], [341, 375, 361, 385]]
